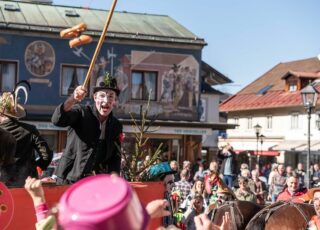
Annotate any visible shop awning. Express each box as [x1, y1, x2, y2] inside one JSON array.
[[119, 119, 237, 130], [124, 124, 213, 136], [235, 150, 279, 156], [270, 140, 306, 151], [294, 141, 320, 151], [26, 120, 236, 136], [254, 151, 279, 156], [310, 143, 320, 151], [121, 119, 237, 136]]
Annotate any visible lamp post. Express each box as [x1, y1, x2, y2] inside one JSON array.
[[300, 83, 319, 188], [254, 124, 262, 170], [259, 134, 265, 163]]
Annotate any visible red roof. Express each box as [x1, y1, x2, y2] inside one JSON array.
[[220, 90, 306, 112], [282, 70, 320, 79], [220, 57, 320, 112]]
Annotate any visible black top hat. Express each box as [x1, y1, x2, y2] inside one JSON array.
[[93, 72, 120, 96]]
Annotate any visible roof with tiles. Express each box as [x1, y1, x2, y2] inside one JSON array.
[[0, 0, 206, 45], [220, 57, 320, 112], [282, 70, 320, 79]]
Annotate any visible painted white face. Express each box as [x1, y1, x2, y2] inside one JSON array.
[[94, 89, 117, 118], [217, 193, 229, 206], [313, 192, 320, 216]]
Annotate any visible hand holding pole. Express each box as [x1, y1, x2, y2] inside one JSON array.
[[83, 0, 118, 89]]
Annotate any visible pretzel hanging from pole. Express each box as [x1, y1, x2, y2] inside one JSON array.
[[82, 0, 118, 89], [60, 22, 87, 38]]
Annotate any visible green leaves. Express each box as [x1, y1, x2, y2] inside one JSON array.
[[103, 72, 112, 86], [119, 92, 163, 182]]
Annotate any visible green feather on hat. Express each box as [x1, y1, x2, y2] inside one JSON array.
[[93, 72, 120, 95]]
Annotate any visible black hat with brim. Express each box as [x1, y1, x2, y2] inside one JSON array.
[[93, 73, 120, 96]]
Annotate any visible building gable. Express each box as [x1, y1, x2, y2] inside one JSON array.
[[220, 57, 320, 112]]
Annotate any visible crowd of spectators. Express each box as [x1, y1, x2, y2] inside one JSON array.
[[163, 143, 320, 229]]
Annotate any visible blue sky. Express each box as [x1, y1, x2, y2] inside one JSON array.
[[53, 0, 320, 94]]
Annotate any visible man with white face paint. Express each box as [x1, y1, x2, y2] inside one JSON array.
[[52, 72, 123, 184]]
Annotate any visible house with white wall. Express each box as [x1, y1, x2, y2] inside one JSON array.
[[219, 57, 320, 168]]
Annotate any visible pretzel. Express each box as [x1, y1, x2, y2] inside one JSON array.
[[69, 35, 93, 48], [61, 31, 79, 39], [60, 22, 87, 38]]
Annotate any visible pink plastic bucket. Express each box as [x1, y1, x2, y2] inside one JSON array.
[[58, 174, 149, 230]]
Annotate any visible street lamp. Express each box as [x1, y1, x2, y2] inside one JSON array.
[[300, 83, 319, 188], [254, 124, 262, 170], [259, 134, 265, 166]]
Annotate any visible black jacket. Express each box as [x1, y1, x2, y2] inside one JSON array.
[[52, 103, 122, 183], [217, 148, 237, 176], [0, 118, 53, 187]]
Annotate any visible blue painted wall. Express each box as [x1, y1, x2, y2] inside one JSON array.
[[0, 32, 203, 121]]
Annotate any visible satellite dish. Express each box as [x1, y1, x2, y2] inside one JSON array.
[[317, 54, 320, 61]]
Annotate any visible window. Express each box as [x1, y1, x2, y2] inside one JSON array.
[[267, 115, 272, 129], [131, 71, 157, 100], [257, 85, 273, 95], [291, 113, 299, 129], [65, 10, 79, 17], [234, 117, 239, 129], [4, 4, 20, 11], [61, 65, 88, 96], [289, 83, 297, 92], [247, 117, 252, 129], [0, 61, 17, 92]]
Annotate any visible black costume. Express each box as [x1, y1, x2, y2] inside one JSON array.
[[52, 103, 122, 184], [0, 118, 53, 187]]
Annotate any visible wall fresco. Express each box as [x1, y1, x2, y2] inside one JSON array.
[[88, 50, 200, 120], [24, 40, 55, 77], [0, 33, 202, 121], [109, 51, 199, 120]]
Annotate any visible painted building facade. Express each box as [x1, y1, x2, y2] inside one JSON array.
[[0, 0, 234, 165]]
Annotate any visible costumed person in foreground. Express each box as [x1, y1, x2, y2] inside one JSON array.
[[0, 82, 53, 187], [24, 175, 170, 230], [51, 72, 123, 184], [25, 175, 231, 230]]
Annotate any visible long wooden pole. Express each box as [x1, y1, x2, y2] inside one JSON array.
[[83, 0, 118, 88]]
